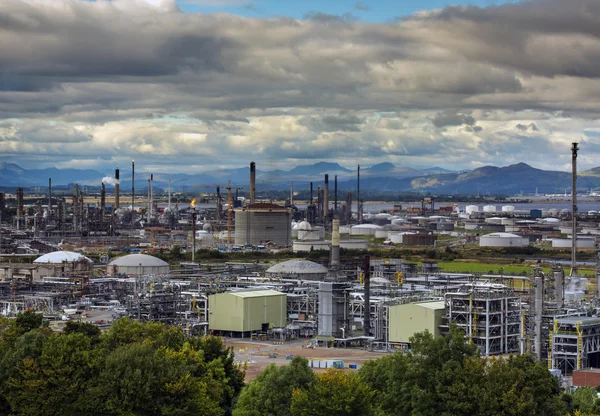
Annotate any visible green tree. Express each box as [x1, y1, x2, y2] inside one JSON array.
[[290, 369, 376, 416], [571, 387, 600, 414], [15, 310, 43, 334], [234, 356, 315, 416]]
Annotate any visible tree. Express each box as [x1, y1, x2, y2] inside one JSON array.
[[234, 356, 315, 416], [290, 369, 376, 416], [15, 310, 43, 334], [571, 387, 600, 414]]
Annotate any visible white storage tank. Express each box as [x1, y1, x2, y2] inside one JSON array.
[[479, 232, 529, 247], [485, 217, 503, 225], [339, 225, 352, 234], [375, 229, 389, 239], [350, 224, 383, 236], [501, 205, 515, 213], [483, 205, 497, 213], [552, 236, 596, 249], [466, 205, 479, 215]]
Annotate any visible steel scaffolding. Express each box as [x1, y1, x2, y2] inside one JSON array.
[[550, 317, 600, 375]]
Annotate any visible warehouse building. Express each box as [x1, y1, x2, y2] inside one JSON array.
[[208, 290, 286, 335], [388, 301, 445, 344]]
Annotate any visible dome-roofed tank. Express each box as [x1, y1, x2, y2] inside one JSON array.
[[107, 254, 170, 276]]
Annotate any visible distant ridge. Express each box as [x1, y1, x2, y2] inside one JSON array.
[[1, 161, 598, 195]]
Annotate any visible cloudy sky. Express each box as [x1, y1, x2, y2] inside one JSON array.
[[1, 0, 600, 174]]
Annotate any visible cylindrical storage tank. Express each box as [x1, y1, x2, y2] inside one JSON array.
[[552, 236, 596, 248], [502, 205, 515, 213], [375, 229, 389, 239], [339, 239, 368, 250], [339, 225, 352, 234], [483, 205, 496, 213], [107, 254, 170, 276], [235, 203, 292, 246], [389, 233, 403, 244], [391, 218, 408, 225], [485, 217, 503, 225], [480, 232, 528, 247], [465, 205, 479, 215]]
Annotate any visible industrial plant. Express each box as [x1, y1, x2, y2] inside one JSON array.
[[1, 143, 600, 386]]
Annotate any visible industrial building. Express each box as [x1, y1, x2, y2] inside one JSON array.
[[234, 203, 292, 247], [32, 251, 93, 280], [208, 290, 287, 335], [388, 301, 445, 344]]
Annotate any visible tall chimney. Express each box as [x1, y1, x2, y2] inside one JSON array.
[[334, 175, 338, 216], [132, 160, 135, 210], [150, 173, 153, 221], [147, 179, 151, 221], [100, 182, 106, 222], [357, 165, 361, 224], [290, 181, 293, 207], [534, 269, 543, 362], [363, 255, 371, 337], [324, 174, 329, 225], [570, 142, 578, 277], [115, 168, 120, 209], [250, 161, 256, 205], [48, 178, 52, 215], [330, 218, 340, 268], [317, 186, 322, 222], [310, 182, 313, 205]]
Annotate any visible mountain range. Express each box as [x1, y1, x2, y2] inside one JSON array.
[[0, 161, 597, 195]]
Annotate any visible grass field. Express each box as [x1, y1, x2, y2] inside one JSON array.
[[434, 261, 595, 277]]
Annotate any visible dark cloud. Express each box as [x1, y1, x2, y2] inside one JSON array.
[[432, 111, 477, 128], [302, 12, 357, 23], [0, 0, 599, 171]]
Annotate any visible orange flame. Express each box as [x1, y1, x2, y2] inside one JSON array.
[[190, 198, 196, 208]]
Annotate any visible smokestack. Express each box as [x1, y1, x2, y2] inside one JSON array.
[[357, 165, 361, 224], [147, 179, 151, 221], [100, 182, 106, 221], [330, 219, 340, 268], [48, 178, 52, 214], [571, 142, 578, 277], [310, 182, 313, 205], [363, 255, 371, 337], [554, 266, 564, 309], [191, 207, 196, 263], [324, 174, 329, 225], [73, 184, 79, 233], [168, 179, 171, 212], [16, 188, 24, 229], [132, 160, 135, 211], [150, 173, 153, 221], [290, 181, 293, 207], [534, 270, 544, 362], [250, 161, 256, 205], [115, 168, 120, 209], [317, 186, 322, 221], [334, 175, 338, 216]]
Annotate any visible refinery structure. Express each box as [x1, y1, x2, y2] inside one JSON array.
[[2, 144, 600, 378]]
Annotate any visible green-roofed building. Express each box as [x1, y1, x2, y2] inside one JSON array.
[[388, 301, 446, 344], [208, 290, 287, 334]]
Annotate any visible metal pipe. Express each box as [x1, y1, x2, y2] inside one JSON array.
[[534, 271, 543, 361], [363, 254, 371, 336]]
